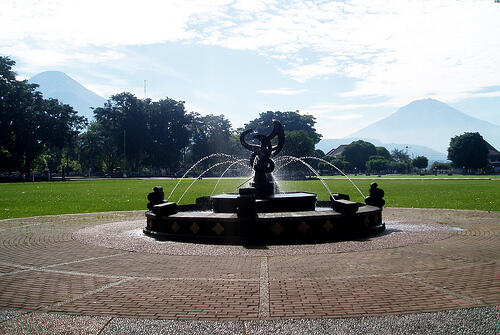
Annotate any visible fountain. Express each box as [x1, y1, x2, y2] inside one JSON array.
[[144, 121, 385, 244]]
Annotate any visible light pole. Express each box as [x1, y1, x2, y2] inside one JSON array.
[[123, 129, 127, 178]]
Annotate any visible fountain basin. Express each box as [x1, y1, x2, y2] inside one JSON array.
[[144, 200, 384, 244], [211, 192, 317, 213]]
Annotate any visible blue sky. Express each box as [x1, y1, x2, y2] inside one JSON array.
[[1, 0, 500, 139]]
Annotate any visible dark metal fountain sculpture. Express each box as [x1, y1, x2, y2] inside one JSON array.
[[241, 120, 284, 196], [144, 120, 385, 244]]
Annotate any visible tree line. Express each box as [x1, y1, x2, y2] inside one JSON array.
[[317, 140, 430, 175], [1, 57, 324, 179], [1, 56, 494, 180]]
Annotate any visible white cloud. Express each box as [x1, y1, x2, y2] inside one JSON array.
[[193, 0, 500, 103], [0, 0, 231, 46], [258, 88, 308, 95], [2, 0, 500, 108], [327, 113, 363, 121]]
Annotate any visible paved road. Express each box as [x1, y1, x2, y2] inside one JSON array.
[[0, 208, 498, 334]]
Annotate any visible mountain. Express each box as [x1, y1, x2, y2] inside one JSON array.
[[317, 138, 448, 163], [346, 99, 500, 152], [29, 71, 106, 121]]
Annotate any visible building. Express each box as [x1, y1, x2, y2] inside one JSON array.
[[326, 145, 347, 158], [486, 142, 500, 173]]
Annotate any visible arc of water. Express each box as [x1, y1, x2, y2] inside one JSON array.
[[274, 156, 296, 171], [177, 160, 235, 204], [300, 156, 366, 198], [278, 155, 333, 198], [235, 174, 254, 191], [167, 153, 236, 202], [211, 159, 252, 195]]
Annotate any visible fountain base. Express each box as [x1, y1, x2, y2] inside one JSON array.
[[144, 197, 384, 244], [211, 192, 317, 213]]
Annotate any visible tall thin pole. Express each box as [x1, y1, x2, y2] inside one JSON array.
[[123, 129, 126, 177]]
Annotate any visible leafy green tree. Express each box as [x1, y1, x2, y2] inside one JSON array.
[[390, 161, 410, 174], [0, 57, 86, 178], [317, 155, 351, 174], [430, 161, 452, 173], [42, 98, 87, 180], [78, 122, 106, 175], [245, 111, 321, 144], [147, 98, 191, 172], [447, 132, 489, 171], [281, 130, 315, 158], [307, 149, 326, 170], [228, 133, 247, 158], [391, 148, 410, 162], [94, 93, 148, 173], [368, 155, 387, 161], [341, 140, 377, 172], [314, 149, 325, 157], [412, 156, 428, 170], [375, 146, 392, 160], [189, 113, 233, 164], [366, 158, 389, 174]]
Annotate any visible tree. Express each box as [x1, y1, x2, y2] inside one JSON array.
[[78, 122, 106, 175], [0, 57, 44, 176], [375, 146, 392, 160], [317, 155, 351, 174], [147, 98, 191, 172], [245, 111, 322, 144], [188, 113, 233, 164], [281, 130, 315, 158], [430, 161, 452, 172], [391, 148, 410, 162], [412, 156, 428, 170], [366, 158, 389, 174], [341, 140, 377, 172], [447, 132, 489, 171], [0, 57, 86, 178], [41, 98, 87, 180], [390, 161, 410, 174], [94, 93, 148, 173]]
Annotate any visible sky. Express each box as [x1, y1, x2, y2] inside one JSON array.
[[1, 0, 500, 140]]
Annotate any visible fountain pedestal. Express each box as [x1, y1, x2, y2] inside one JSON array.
[[211, 192, 317, 213]]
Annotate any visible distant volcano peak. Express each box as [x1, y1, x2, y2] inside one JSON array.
[[29, 71, 106, 121], [347, 98, 499, 152]]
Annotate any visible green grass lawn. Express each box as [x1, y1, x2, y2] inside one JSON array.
[[320, 175, 500, 179], [1, 177, 499, 219]]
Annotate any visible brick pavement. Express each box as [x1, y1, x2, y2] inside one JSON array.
[[0, 208, 498, 321]]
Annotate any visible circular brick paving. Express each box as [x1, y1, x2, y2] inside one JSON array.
[[0, 208, 499, 320], [74, 220, 458, 256]]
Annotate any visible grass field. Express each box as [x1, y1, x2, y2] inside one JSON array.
[[0, 177, 499, 219]]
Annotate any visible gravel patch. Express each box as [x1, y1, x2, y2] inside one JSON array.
[[0, 311, 111, 335], [0, 309, 23, 323], [244, 306, 500, 335], [101, 318, 244, 335]]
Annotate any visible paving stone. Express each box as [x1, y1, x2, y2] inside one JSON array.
[[52, 252, 261, 279], [53, 278, 260, 319], [0, 270, 118, 310], [407, 262, 500, 305], [268, 276, 477, 318], [0, 208, 498, 326]]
